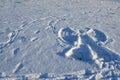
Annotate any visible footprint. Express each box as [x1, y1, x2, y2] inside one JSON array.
[[18, 36, 27, 43], [30, 37, 38, 42], [57, 27, 120, 68], [13, 48, 20, 55], [12, 62, 23, 74], [34, 30, 40, 34]]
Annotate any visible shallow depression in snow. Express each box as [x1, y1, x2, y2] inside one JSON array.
[[58, 27, 120, 69]]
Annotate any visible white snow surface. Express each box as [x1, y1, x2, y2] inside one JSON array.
[[0, 0, 120, 80]]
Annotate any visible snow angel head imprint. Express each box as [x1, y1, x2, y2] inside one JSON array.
[[58, 27, 78, 45]]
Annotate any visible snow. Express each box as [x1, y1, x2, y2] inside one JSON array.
[[0, 0, 120, 79]]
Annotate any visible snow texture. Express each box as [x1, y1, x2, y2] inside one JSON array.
[[0, 0, 120, 80]]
